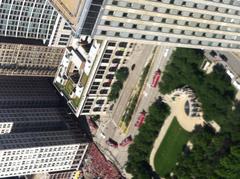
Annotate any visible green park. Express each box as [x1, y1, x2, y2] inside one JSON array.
[[154, 118, 189, 176], [126, 48, 240, 178]]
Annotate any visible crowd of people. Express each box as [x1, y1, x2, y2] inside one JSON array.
[[82, 143, 122, 179]]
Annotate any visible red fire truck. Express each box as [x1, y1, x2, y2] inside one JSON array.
[[135, 111, 146, 128], [151, 70, 161, 88]]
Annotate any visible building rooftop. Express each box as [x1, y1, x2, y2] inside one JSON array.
[[54, 37, 102, 116], [49, 0, 85, 31]]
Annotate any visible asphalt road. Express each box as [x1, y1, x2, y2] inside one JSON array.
[[127, 46, 173, 138], [219, 51, 240, 76], [205, 50, 240, 77], [111, 44, 156, 126], [94, 45, 174, 172]]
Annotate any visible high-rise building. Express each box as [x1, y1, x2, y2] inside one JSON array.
[[0, 0, 72, 47], [0, 0, 58, 43], [53, 36, 134, 116], [0, 76, 89, 178], [49, 16, 73, 47], [0, 107, 71, 134], [0, 0, 73, 77], [0, 76, 61, 108], [0, 43, 64, 77], [0, 127, 88, 178], [50, 0, 240, 51], [46, 170, 81, 179]]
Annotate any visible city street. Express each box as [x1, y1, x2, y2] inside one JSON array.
[[93, 45, 174, 173], [205, 50, 240, 77], [126, 46, 173, 138], [219, 51, 240, 76], [111, 44, 156, 126]]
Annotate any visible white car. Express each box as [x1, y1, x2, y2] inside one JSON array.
[[100, 132, 106, 139]]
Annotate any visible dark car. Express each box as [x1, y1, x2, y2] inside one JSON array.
[[131, 64, 136, 71], [219, 54, 228, 62], [106, 138, 118, 148], [210, 50, 217, 57]]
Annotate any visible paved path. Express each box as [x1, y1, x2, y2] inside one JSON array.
[[164, 94, 204, 132], [149, 112, 174, 170], [149, 90, 205, 171]]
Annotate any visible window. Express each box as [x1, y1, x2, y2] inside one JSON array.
[[101, 31, 106, 35], [112, 1, 118, 5], [123, 13, 127, 17], [104, 21, 110, 25]]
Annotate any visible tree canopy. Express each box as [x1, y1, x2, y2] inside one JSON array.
[[108, 81, 123, 101], [159, 48, 235, 124], [108, 67, 129, 101], [126, 98, 170, 179], [116, 67, 129, 83], [159, 48, 240, 178]]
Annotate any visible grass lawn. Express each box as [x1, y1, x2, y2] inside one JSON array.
[[154, 117, 189, 176], [72, 97, 80, 108], [65, 80, 74, 94]]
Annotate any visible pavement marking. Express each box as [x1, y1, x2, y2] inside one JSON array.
[[164, 48, 169, 57]]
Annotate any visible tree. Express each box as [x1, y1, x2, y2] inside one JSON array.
[[108, 81, 123, 101], [158, 47, 238, 178], [126, 100, 170, 178], [92, 115, 100, 122], [215, 146, 240, 178], [115, 67, 129, 83]]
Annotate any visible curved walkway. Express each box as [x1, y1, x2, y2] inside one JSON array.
[[164, 92, 205, 132], [149, 90, 205, 171], [149, 113, 174, 170]]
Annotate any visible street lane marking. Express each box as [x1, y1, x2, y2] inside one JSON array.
[[164, 48, 169, 57]]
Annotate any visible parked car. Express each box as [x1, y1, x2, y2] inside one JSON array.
[[219, 54, 228, 62], [106, 138, 118, 148], [120, 135, 133, 147], [210, 50, 217, 57], [131, 64, 136, 71]]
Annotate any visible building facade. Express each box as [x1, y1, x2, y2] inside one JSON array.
[[0, 76, 89, 178], [0, 130, 88, 178], [0, 0, 72, 47], [0, 76, 61, 108], [0, 0, 73, 76], [46, 170, 81, 179], [80, 41, 134, 115], [51, 0, 240, 51], [54, 36, 134, 116], [0, 43, 65, 77], [49, 16, 73, 47], [0, 0, 58, 44]]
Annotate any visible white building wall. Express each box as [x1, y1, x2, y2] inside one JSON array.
[[49, 16, 73, 48], [0, 122, 13, 134], [0, 144, 86, 178]]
